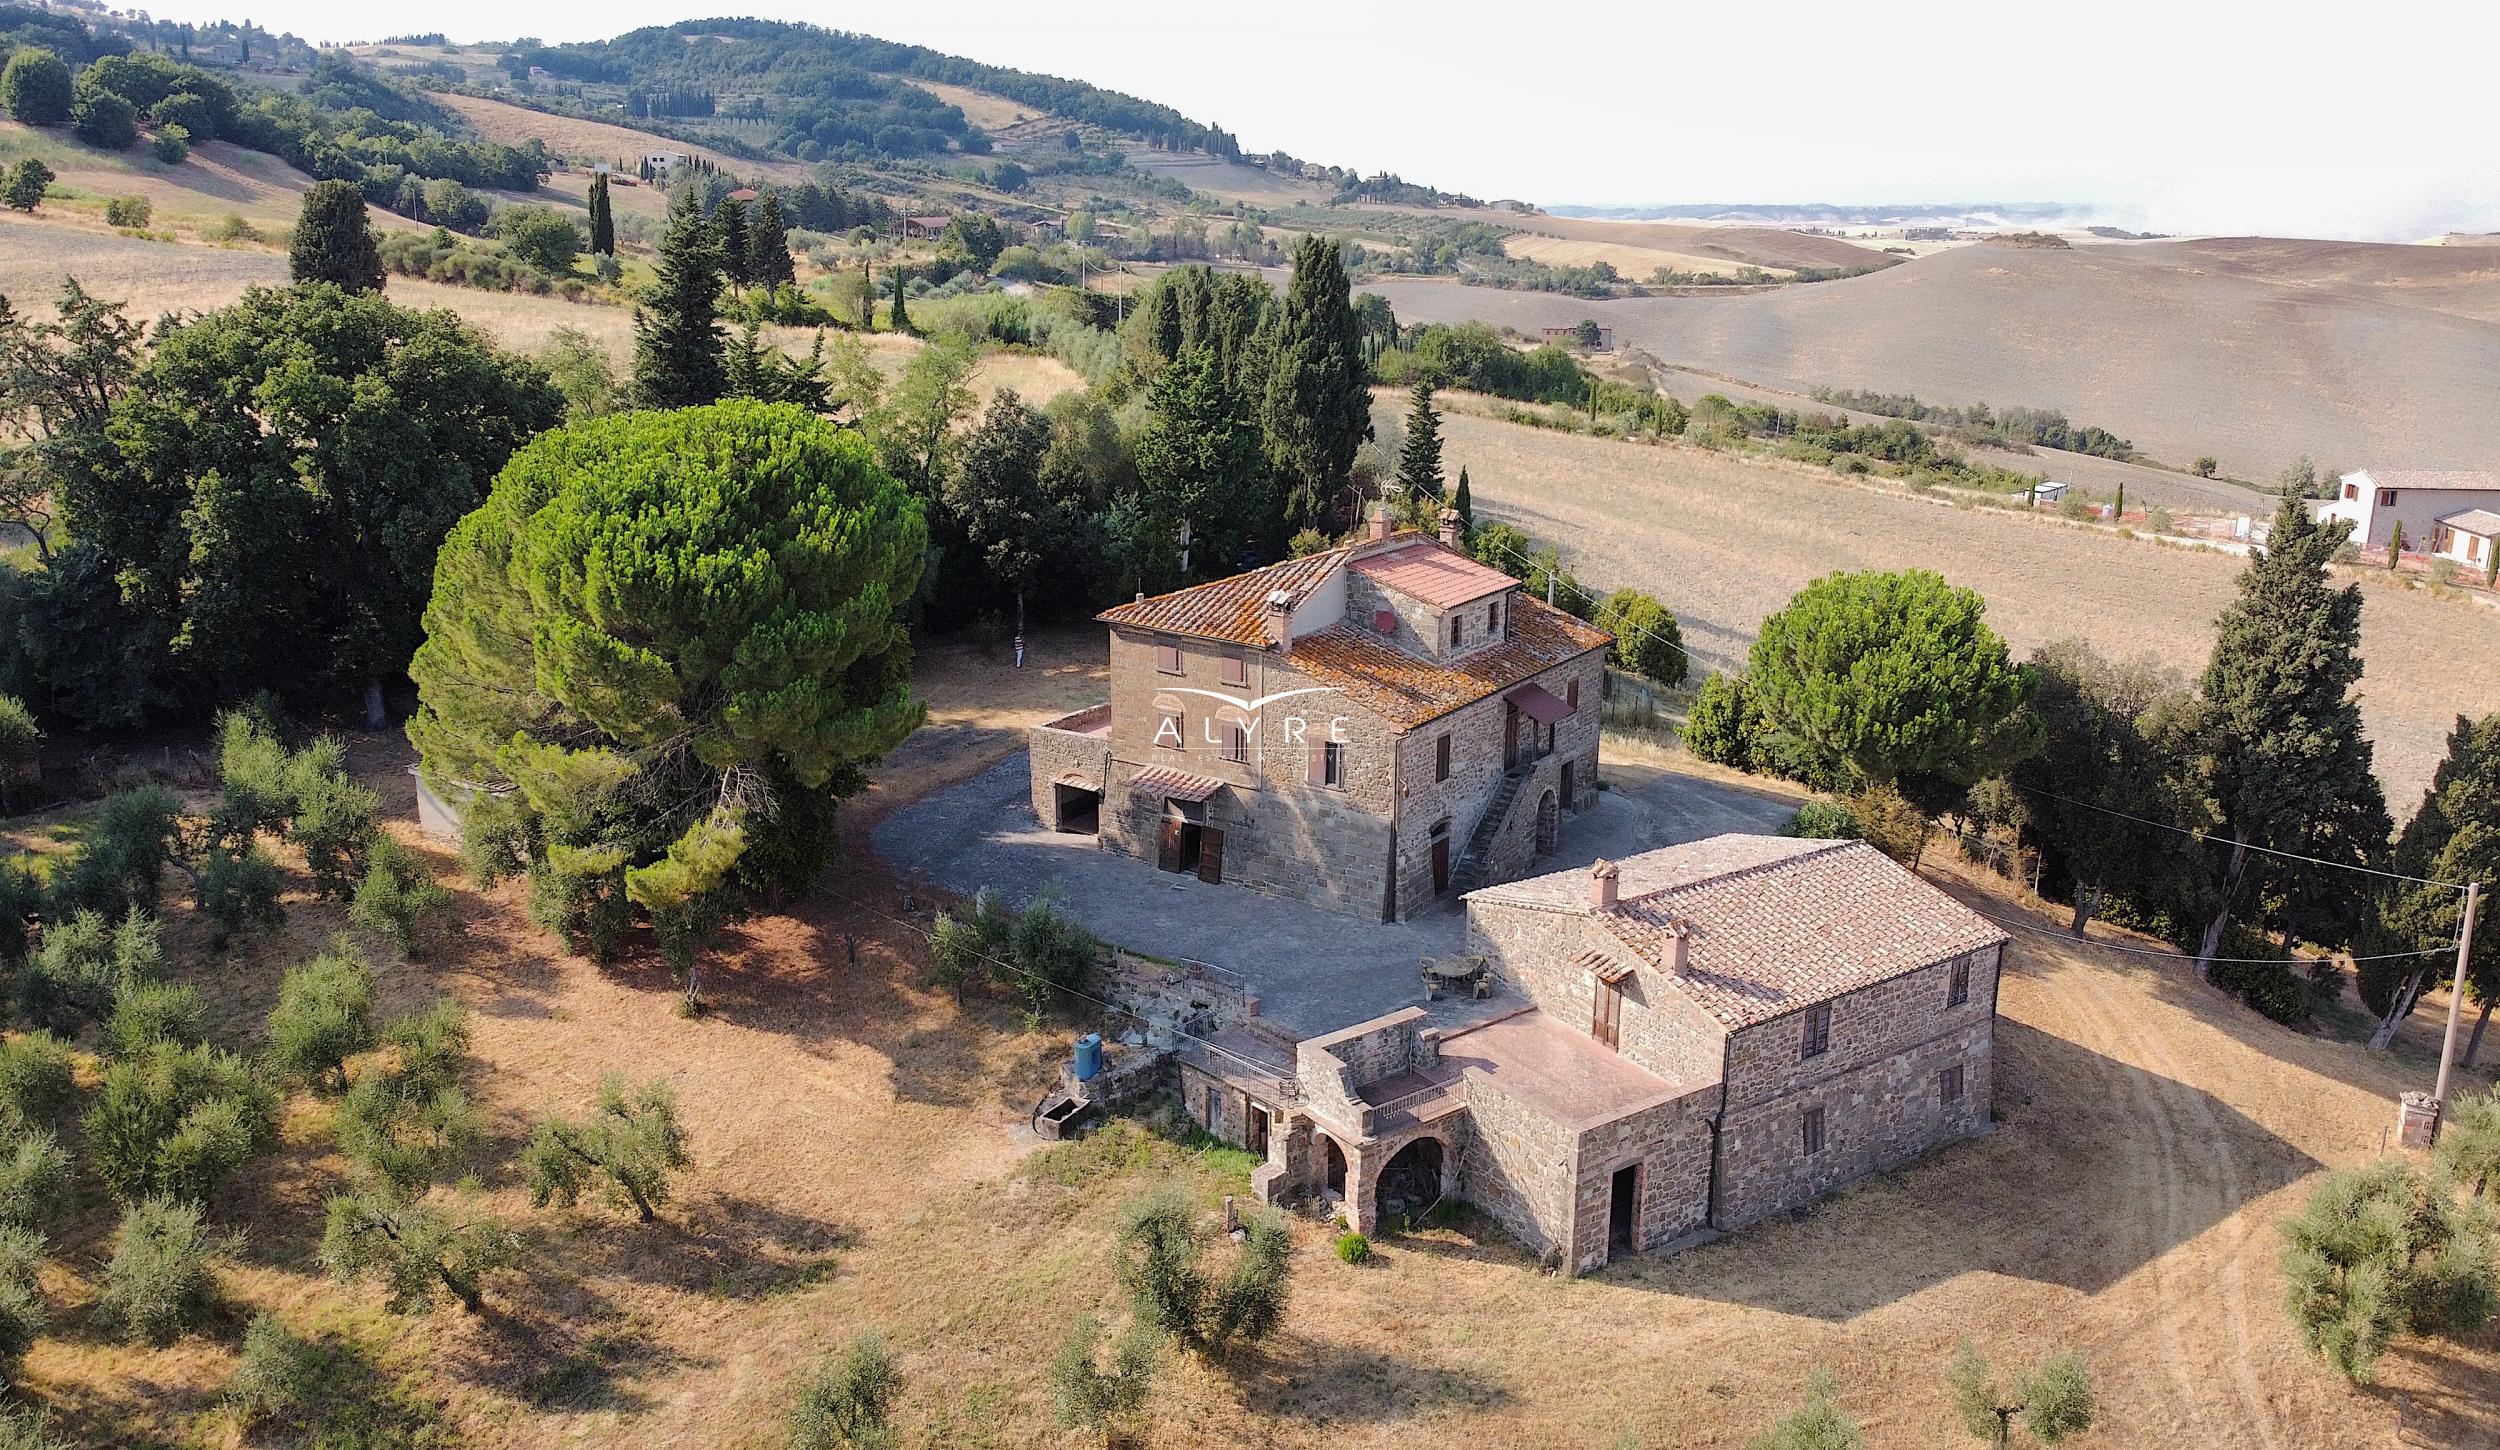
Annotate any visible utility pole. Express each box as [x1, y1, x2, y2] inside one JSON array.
[[2435, 880, 2483, 1111]]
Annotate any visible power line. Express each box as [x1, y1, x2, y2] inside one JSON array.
[[1468, 528, 2467, 894], [1949, 893, 2454, 966]]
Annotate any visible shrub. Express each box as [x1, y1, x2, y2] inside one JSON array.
[[1782, 798, 1864, 841], [0, 695, 36, 803], [49, 785, 180, 918], [106, 979, 205, 1057], [2434, 1088, 2500, 1198], [227, 1312, 321, 1421], [0, 1404, 70, 1450], [1114, 1186, 1291, 1356], [100, 1195, 229, 1344], [1593, 588, 1689, 687], [0, 159, 48, 213], [1049, 1312, 1160, 1437], [321, 1189, 513, 1314], [1745, 1367, 1863, 1450], [84, 1038, 277, 1204], [2210, 957, 2310, 1025], [103, 193, 151, 228], [928, 887, 1013, 1001], [196, 843, 286, 947], [151, 122, 190, 164], [1846, 783, 1931, 865], [0, 1223, 43, 1379], [521, 1075, 691, 1222], [266, 941, 377, 1090], [337, 1003, 479, 1195], [149, 90, 216, 139], [1334, 1230, 1371, 1264], [1684, 672, 1758, 768], [455, 786, 536, 886], [0, 1129, 68, 1231], [70, 83, 138, 149], [0, 1032, 74, 1126], [2282, 1156, 2496, 1381], [350, 835, 449, 957], [19, 907, 161, 1027], [1009, 892, 1096, 1015], [788, 1332, 903, 1450], [286, 739, 380, 897], [0, 48, 72, 127]]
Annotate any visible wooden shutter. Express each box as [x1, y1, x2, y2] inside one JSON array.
[[1197, 828, 1224, 884], [1592, 979, 1622, 1049], [1157, 817, 1184, 872], [1435, 734, 1451, 782]]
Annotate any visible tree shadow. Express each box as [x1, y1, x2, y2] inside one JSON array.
[[434, 1254, 713, 1414], [1594, 1020, 2318, 1319], [2372, 1337, 2500, 1450], [1216, 1328, 1514, 1425], [521, 1189, 854, 1303]]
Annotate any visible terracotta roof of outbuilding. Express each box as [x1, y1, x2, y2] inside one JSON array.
[[1097, 549, 1351, 646], [1126, 766, 1226, 803], [1285, 596, 1609, 730], [1470, 836, 2007, 1029], [1349, 539, 1517, 607], [2438, 507, 2500, 536]]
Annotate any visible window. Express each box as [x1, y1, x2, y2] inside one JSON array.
[[1592, 978, 1623, 1050], [1450, 615, 1466, 648], [1156, 706, 1182, 750], [2378, 488, 2397, 507], [1373, 608, 1397, 634], [1947, 958, 1970, 1008], [1322, 740, 1346, 788], [1488, 599, 1502, 636], [1799, 1105, 1825, 1156], [1939, 1065, 1965, 1104], [1799, 1002, 1831, 1060], [1154, 644, 1182, 675], [1566, 678, 1579, 711], [1220, 655, 1248, 688], [2342, 481, 2358, 501], [1223, 722, 1248, 763], [1435, 734, 1451, 782]]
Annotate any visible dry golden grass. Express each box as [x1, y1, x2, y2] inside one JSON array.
[[432, 93, 811, 183], [1422, 404, 2500, 803], [8, 678, 2490, 1448], [910, 81, 1039, 133], [1503, 232, 1774, 280]]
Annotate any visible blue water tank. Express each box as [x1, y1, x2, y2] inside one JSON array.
[[1072, 1033, 1104, 1082]]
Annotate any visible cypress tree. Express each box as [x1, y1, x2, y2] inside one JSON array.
[[2192, 493, 2389, 974], [587, 171, 614, 256], [1261, 235, 1371, 529], [749, 193, 794, 300], [888, 268, 910, 334], [1396, 376, 1444, 501], [630, 185, 726, 409], [288, 180, 384, 294], [716, 196, 751, 288], [1453, 466, 1474, 539]]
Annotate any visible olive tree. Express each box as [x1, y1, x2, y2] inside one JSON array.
[[521, 1075, 691, 1223]]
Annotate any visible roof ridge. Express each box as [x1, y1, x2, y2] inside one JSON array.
[[1616, 837, 1856, 908]]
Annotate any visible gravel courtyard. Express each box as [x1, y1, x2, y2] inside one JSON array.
[[871, 751, 1798, 1034]]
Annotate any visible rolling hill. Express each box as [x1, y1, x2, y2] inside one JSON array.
[[1353, 240, 2500, 480]]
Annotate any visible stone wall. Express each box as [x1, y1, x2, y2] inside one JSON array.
[[1293, 1008, 1428, 1130], [1449, 1071, 1578, 1260], [1467, 899, 1729, 1087], [1027, 707, 1112, 829], [1562, 1091, 1719, 1272]]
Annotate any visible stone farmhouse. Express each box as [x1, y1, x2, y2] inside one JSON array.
[[1029, 508, 1610, 922], [1174, 838, 2007, 1273]]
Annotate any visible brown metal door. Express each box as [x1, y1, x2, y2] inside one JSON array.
[[1196, 827, 1225, 884], [1431, 836, 1451, 894], [1158, 817, 1184, 873]]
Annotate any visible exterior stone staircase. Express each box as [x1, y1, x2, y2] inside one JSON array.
[[1447, 768, 1527, 898]]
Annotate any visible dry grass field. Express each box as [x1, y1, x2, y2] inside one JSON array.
[[1123, 151, 1333, 206], [432, 93, 811, 183], [1503, 232, 1779, 280], [6, 630, 2490, 1449], [912, 81, 1044, 134], [1419, 406, 2500, 804], [1355, 241, 2500, 482]]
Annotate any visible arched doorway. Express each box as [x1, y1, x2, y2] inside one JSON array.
[[1322, 1136, 1347, 1197], [1375, 1137, 1444, 1226], [1534, 790, 1559, 855]]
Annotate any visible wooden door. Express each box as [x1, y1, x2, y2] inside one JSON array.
[[1246, 1105, 1269, 1155], [1503, 704, 1519, 768], [1196, 827, 1225, 884], [1592, 978, 1623, 1049], [1431, 836, 1451, 894], [1157, 817, 1184, 873]]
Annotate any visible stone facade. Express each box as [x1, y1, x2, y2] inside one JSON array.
[[1027, 705, 1112, 829]]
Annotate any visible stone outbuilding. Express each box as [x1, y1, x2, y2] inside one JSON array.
[[1178, 834, 2008, 1272], [1030, 507, 1609, 922]]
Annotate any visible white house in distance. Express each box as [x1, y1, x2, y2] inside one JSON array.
[[2314, 469, 2500, 568]]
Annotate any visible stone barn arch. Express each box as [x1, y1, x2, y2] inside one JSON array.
[[1322, 1135, 1348, 1197], [1534, 789, 1559, 855], [1375, 1137, 1446, 1225]]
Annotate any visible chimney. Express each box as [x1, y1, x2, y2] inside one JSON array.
[[1668, 920, 1693, 976], [1437, 507, 1462, 547], [1590, 859, 1619, 911], [1365, 500, 1394, 542], [1262, 587, 1295, 646]]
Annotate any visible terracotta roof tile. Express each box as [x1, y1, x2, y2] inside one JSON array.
[[2438, 507, 2500, 535], [1349, 539, 1517, 608], [2358, 468, 2500, 492], [1098, 549, 1350, 646], [1285, 597, 1610, 730], [1472, 836, 2006, 1029], [1127, 766, 1225, 803]]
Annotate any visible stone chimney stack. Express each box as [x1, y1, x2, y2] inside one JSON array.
[[1437, 507, 1463, 547], [1668, 920, 1693, 976], [1262, 587, 1295, 646], [1365, 500, 1394, 542], [1590, 859, 1619, 910]]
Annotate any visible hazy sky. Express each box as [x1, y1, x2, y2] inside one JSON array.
[[149, 2, 2500, 240]]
